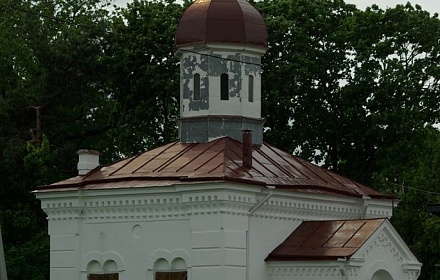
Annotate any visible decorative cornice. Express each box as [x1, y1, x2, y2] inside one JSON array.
[[39, 187, 391, 222], [268, 265, 355, 278], [360, 232, 403, 263]]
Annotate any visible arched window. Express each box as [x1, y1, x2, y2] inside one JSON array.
[[220, 73, 229, 100], [154, 257, 188, 280], [248, 75, 254, 102], [193, 73, 200, 100], [86, 259, 120, 280]]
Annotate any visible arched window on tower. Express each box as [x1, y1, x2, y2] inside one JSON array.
[[220, 73, 229, 100], [193, 73, 200, 100], [248, 75, 254, 102]]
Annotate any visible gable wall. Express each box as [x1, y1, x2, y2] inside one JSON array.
[[349, 225, 421, 280]]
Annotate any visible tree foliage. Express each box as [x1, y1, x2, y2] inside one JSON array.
[[103, 0, 182, 158], [391, 128, 440, 280], [256, 1, 440, 279], [0, 0, 183, 277], [1, 0, 440, 279], [257, 0, 440, 185]]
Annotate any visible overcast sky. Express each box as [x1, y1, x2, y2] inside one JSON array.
[[346, 0, 439, 13], [114, 0, 439, 14]]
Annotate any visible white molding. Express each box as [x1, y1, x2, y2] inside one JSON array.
[[352, 219, 421, 280], [148, 249, 191, 270], [177, 43, 268, 56], [37, 183, 393, 222], [267, 261, 351, 278], [81, 251, 125, 272]]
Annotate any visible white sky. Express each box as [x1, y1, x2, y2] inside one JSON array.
[[346, 0, 439, 13], [114, 0, 440, 14]]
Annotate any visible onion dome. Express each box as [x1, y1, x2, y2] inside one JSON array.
[[175, 0, 267, 48]]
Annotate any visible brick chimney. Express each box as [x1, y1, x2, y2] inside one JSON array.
[[243, 130, 253, 169], [76, 149, 100, 176]]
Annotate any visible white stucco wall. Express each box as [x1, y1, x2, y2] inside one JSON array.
[[36, 182, 394, 280]]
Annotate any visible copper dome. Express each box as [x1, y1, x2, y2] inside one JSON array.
[[175, 0, 267, 48]]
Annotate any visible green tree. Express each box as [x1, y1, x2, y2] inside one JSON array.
[[390, 128, 440, 280], [257, 0, 440, 186], [0, 0, 113, 278], [103, 0, 183, 158], [257, 0, 363, 174], [346, 4, 440, 185], [0, 0, 184, 276]]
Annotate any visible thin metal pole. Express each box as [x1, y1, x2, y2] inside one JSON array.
[[0, 225, 7, 280]]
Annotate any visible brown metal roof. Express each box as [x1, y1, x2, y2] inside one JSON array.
[[175, 0, 267, 48], [36, 137, 390, 199], [266, 218, 386, 261]]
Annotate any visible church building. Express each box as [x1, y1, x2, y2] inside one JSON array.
[[34, 0, 422, 279]]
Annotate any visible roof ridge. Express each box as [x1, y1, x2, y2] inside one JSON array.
[[131, 141, 181, 174], [257, 144, 297, 178], [223, 138, 253, 175], [153, 142, 198, 173], [192, 140, 226, 173], [263, 142, 314, 180], [175, 138, 224, 172]]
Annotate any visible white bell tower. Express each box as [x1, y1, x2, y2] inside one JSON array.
[[174, 0, 268, 144]]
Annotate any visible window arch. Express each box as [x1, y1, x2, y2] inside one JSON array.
[[82, 252, 125, 280], [154, 257, 188, 280], [220, 73, 229, 100], [87, 260, 119, 280], [248, 75, 254, 102], [193, 73, 200, 100], [371, 270, 393, 280]]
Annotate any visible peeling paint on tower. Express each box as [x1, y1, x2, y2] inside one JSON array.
[[178, 48, 266, 144]]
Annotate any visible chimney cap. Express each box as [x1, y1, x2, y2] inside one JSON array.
[[76, 149, 101, 156]]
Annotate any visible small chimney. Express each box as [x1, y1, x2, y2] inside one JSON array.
[[242, 130, 253, 168], [76, 149, 100, 176]]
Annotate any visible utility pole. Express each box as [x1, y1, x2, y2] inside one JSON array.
[[0, 225, 7, 280], [28, 105, 43, 148]]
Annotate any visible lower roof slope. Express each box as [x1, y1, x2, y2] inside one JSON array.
[[266, 218, 386, 261], [37, 137, 390, 199]]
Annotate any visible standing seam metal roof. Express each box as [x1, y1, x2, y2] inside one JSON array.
[[265, 218, 386, 261], [37, 137, 391, 199]]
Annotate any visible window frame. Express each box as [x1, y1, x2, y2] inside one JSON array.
[[88, 273, 119, 280], [156, 271, 187, 280]]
